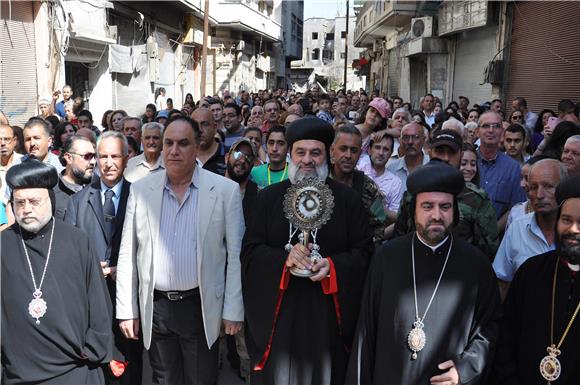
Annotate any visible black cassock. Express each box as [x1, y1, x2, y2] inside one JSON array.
[[491, 250, 580, 385], [241, 178, 373, 385], [346, 234, 500, 385], [1, 219, 113, 385]]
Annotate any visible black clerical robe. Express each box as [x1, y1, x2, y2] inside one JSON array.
[[1, 219, 113, 385], [241, 178, 373, 385], [346, 234, 500, 385], [492, 250, 580, 385]]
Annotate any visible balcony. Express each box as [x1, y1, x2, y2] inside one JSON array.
[[210, 0, 282, 42], [354, 0, 417, 47], [64, 0, 116, 45]]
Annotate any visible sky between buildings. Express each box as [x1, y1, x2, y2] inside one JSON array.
[[303, 0, 353, 20]]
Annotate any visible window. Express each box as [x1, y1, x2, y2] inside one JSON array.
[[341, 31, 347, 39], [292, 14, 303, 43], [312, 48, 320, 60], [322, 49, 333, 60], [340, 52, 346, 59], [312, 32, 318, 40], [326, 33, 334, 40]]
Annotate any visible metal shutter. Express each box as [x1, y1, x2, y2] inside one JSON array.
[[387, 48, 400, 98], [452, 25, 496, 105], [0, 1, 38, 125], [506, 2, 580, 112]]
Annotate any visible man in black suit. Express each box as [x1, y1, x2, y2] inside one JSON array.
[[64, 130, 141, 385], [53, 135, 97, 220]]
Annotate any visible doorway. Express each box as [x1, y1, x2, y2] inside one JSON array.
[[65, 61, 89, 107], [409, 56, 428, 110]]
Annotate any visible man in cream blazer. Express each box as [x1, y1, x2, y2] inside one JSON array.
[[116, 116, 244, 385]]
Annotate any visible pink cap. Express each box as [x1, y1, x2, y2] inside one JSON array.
[[368, 97, 391, 119]]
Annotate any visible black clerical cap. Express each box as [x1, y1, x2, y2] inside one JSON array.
[[555, 175, 580, 205], [407, 159, 464, 196], [286, 116, 335, 150], [6, 159, 58, 191]]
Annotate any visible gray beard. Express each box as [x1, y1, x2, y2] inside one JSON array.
[[16, 214, 52, 234], [288, 161, 329, 184]]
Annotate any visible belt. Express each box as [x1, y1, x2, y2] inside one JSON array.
[[154, 288, 199, 301]]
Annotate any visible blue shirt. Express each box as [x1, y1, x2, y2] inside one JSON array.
[[477, 150, 526, 218], [55, 100, 66, 118], [224, 126, 245, 150], [155, 167, 199, 291], [492, 212, 556, 282], [100, 179, 124, 214], [316, 110, 333, 123]]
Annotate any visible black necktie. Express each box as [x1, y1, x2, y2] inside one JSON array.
[[103, 189, 115, 239]]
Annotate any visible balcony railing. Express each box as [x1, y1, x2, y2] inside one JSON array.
[[354, 0, 417, 47], [211, 0, 282, 41]]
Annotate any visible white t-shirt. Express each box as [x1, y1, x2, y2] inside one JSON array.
[[156, 95, 167, 111]]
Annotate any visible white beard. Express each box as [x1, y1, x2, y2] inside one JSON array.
[[16, 214, 52, 233], [288, 160, 329, 184]]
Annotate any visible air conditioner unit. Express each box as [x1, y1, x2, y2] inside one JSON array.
[[485, 60, 504, 84], [410, 17, 433, 39]]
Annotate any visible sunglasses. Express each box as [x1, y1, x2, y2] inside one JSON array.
[[68, 152, 96, 161], [232, 150, 254, 163]]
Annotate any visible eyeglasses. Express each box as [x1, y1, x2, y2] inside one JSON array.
[[480, 123, 503, 130], [13, 197, 47, 209], [0, 137, 14, 143], [511, 115, 523, 120], [265, 108, 279, 113], [401, 134, 423, 142], [232, 150, 254, 163], [68, 152, 96, 161]]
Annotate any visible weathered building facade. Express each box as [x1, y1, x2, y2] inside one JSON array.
[[1, 0, 303, 126], [353, 0, 580, 111], [290, 15, 365, 91]]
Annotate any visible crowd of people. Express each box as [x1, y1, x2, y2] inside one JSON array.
[[1, 84, 579, 385]]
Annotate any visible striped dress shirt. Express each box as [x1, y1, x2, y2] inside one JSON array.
[[154, 167, 199, 291]]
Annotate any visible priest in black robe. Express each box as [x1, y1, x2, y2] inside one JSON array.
[[346, 160, 501, 385], [491, 175, 580, 385], [1, 160, 113, 385], [241, 117, 373, 385]]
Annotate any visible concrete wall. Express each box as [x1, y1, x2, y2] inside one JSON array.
[[429, 53, 449, 104], [33, 1, 58, 101]]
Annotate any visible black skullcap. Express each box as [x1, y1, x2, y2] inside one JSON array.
[[407, 159, 464, 196], [286, 116, 335, 150], [6, 159, 58, 190], [556, 175, 580, 206]]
